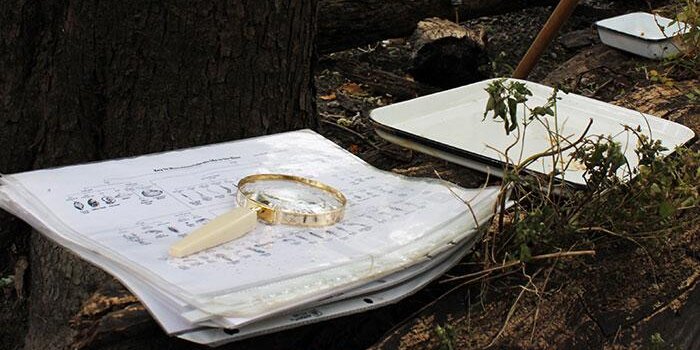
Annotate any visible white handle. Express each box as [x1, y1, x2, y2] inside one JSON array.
[[169, 207, 258, 257]]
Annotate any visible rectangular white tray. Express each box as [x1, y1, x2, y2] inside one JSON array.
[[596, 12, 691, 59], [370, 78, 696, 188]]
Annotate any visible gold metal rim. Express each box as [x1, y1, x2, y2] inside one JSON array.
[[236, 174, 346, 226]]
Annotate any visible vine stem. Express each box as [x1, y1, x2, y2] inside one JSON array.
[[440, 249, 596, 283], [514, 118, 594, 173]]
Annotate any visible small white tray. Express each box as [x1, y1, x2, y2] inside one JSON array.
[[595, 12, 691, 59], [370, 78, 696, 188]]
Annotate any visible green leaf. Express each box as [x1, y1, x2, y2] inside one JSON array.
[[0, 275, 13, 288], [485, 96, 495, 113], [509, 112, 518, 133], [519, 244, 532, 262], [681, 196, 695, 207], [508, 98, 517, 119], [649, 183, 661, 194], [496, 102, 506, 118], [507, 98, 518, 134], [658, 201, 676, 219]]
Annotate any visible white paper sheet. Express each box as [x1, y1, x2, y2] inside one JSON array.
[[179, 231, 478, 345], [1, 183, 477, 338], [0, 130, 499, 321]]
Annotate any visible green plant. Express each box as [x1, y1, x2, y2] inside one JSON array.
[[435, 324, 457, 350], [490, 51, 515, 78], [483, 80, 556, 136], [674, 1, 700, 57], [0, 275, 13, 289], [481, 79, 700, 263], [660, 0, 700, 76], [650, 332, 666, 350]]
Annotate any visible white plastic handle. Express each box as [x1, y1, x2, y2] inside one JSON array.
[[169, 207, 258, 257]]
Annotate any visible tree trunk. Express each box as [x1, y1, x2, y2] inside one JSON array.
[[318, 0, 555, 53], [0, 1, 318, 349]]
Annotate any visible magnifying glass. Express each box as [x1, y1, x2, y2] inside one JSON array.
[[169, 174, 347, 257]]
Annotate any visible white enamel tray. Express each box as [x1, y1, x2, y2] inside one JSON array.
[[596, 12, 691, 59], [371, 78, 696, 188]]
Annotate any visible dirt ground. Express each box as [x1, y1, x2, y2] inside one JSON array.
[[314, 1, 699, 349]]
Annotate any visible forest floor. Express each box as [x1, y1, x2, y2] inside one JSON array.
[[313, 1, 700, 349]]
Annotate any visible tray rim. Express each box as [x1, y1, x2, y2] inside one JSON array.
[[594, 11, 691, 42], [369, 79, 697, 189]]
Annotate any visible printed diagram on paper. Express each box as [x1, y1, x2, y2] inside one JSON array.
[[6, 130, 470, 297]]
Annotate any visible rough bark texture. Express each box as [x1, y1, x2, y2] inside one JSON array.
[[318, 0, 555, 53], [411, 18, 486, 53], [0, 1, 317, 349], [410, 18, 490, 88]]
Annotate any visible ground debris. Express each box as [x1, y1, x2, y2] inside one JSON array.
[[70, 279, 155, 350]]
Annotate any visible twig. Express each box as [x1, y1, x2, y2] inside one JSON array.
[[636, 214, 700, 236], [515, 119, 593, 173], [320, 119, 375, 146], [487, 268, 543, 348], [469, 170, 492, 203], [611, 325, 623, 347], [318, 111, 348, 120], [440, 250, 595, 283], [530, 249, 562, 342], [433, 169, 480, 230], [320, 119, 411, 161], [591, 78, 613, 96]]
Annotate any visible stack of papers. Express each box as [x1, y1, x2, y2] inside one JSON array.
[[0, 130, 500, 346]]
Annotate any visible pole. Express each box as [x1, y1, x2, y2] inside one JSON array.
[[512, 0, 580, 79]]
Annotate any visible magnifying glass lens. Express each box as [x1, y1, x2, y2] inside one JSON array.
[[239, 179, 344, 213], [171, 174, 346, 257]]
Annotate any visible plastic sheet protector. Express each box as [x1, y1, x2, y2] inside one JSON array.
[[0, 130, 500, 325], [3, 185, 475, 343]]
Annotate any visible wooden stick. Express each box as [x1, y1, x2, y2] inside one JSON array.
[[513, 0, 580, 79]]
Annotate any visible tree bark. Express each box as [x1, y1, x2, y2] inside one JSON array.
[[410, 18, 490, 88], [318, 0, 555, 53], [0, 1, 317, 349]]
